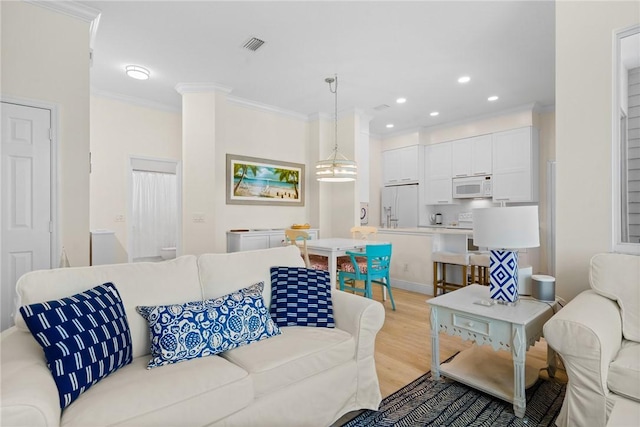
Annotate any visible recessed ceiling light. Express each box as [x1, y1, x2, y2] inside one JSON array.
[[430, 111, 439, 117], [488, 95, 499, 101], [457, 76, 471, 84], [386, 124, 394, 129], [396, 98, 407, 104], [125, 65, 150, 80]]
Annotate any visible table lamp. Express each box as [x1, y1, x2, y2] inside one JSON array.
[[472, 206, 540, 304]]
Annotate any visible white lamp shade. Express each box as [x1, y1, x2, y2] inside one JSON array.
[[473, 206, 540, 249]]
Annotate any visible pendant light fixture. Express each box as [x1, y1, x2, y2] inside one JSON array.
[[315, 74, 357, 182]]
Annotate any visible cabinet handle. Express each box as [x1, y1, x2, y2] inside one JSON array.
[[494, 197, 510, 201], [474, 172, 487, 175], [438, 200, 449, 203], [467, 321, 474, 327], [401, 178, 412, 181], [455, 174, 467, 177]]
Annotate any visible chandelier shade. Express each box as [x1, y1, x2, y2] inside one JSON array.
[[315, 74, 357, 182]]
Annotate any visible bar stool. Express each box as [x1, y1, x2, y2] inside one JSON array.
[[432, 252, 470, 296], [469, 252, 490, 285]]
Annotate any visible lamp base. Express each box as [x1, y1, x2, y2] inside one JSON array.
[[489, 250, 519, 304]]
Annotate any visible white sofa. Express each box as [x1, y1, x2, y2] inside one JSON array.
[[544, 253, 640, 427], [0, 246, 385, 427]]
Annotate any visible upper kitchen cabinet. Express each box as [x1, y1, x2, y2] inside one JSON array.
[[492, 127, 539, 203], [451, 135, 492, 177], [424, 143, 453, 204], [383, 145, 420, 185]]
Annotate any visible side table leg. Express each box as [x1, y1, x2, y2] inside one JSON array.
[[430, 307, 440, 380], [512, 325, 526, 418], [547, 342, 558, 378]]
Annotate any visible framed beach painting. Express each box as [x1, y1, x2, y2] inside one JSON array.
[[226, 154, 305, 206]]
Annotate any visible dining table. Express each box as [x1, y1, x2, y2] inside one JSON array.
[[305, 238, 386, 286]]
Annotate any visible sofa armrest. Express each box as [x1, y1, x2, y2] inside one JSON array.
[[331, 289, 385, 360], [543, 290, 622, 427], [0, 327, 61, 427]]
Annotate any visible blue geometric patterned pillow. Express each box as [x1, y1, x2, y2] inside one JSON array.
[[136, 282, 280, 369], [270, 267, 335, 328], [19, 283, 133, 408]]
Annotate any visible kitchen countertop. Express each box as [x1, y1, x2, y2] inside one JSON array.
[[377, 226, 473, 235]]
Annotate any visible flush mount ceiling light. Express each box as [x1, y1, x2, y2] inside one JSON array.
[[125, 65, 150, 80], [386, 124, 395, 128], [430, 111, 440, 117], [488, 95, 499, 101], [396, 97, 407, 104], [458, 76, 471, 84], [315, 74, 357, 183]]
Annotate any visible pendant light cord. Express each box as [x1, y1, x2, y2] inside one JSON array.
[[327, 74, 339, 163]]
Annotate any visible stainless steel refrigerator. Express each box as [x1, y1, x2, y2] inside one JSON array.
[[381, 183, 419, 228]]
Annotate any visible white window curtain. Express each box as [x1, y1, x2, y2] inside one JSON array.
[[132, 171, 177, 259]]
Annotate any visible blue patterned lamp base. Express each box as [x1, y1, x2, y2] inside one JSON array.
[[489, 250, 519, 304]]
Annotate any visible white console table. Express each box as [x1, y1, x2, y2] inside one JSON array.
[[226, 229, 319, 252]]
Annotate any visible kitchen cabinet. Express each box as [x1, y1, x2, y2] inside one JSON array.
[[227, 229, 319, 252], [424, 143, 452, 204], [383, 145, 420, 185], [452, 135, 492, 177], [492, 127, 539, 203]]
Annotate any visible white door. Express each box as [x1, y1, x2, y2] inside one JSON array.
[[1, 102, 52, 331]]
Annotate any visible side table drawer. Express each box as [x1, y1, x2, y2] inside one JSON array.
[[452, 313, 490, 336]]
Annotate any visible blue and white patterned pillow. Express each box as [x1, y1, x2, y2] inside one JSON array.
[[136, 282, 280, 369], [270, 267, 335, 328], [19, 283, 133, 408]]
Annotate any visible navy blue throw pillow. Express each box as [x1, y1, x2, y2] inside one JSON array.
[[270, 267, 335, 328], [19, 283, 133, 408]]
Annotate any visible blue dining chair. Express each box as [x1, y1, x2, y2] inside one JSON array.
[[338, 244, 395, 310]]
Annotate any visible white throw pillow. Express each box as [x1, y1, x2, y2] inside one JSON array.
[[589, 253, 640, 342]]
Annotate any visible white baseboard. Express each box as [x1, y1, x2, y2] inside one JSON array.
[[390, 278, 434, 296]]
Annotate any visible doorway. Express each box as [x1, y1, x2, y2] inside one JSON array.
[[1, 101, 57, 331], [128, 156, 181, 262]]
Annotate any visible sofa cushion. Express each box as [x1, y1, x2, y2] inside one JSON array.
[[198, 246, 305, 307], [608, 340, 640, 401], [19, 283, 133, 408], [60, 354, 252, 427], [221, 326, 354, 398], [270, 266, 335, 328], [590, 253, 640, 342], [137, 282, 281, 369], [16, 255, 203, 359]]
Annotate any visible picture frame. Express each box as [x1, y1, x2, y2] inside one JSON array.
[[226, 154, 305, 206]]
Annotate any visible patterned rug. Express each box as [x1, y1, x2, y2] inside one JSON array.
[[341, 369, 565, 427]]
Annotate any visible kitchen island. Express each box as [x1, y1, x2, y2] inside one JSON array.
[[377, 226, 474, 295]]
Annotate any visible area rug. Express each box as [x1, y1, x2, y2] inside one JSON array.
[[341, 370, 565, 427]]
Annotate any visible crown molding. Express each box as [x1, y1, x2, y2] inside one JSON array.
[[25, 0, 101, 22], [175, 83, 232, 95], [378, 126, 422, 140], [91, 88, 180, 113], [307, 112, 331, 122], [226, 95, 309, 121]]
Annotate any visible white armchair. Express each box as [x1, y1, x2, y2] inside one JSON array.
[[543, 253, 640, 427]]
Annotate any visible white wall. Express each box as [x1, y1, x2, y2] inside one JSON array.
[[89, 96, 182, 263], [212, 97, 311, 253], [1, 2, 91, 266], [556, 0, 640, 301]]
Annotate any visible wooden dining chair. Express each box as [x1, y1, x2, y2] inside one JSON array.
[[284, 229, 311, 268], [338, 243, 395, 310]]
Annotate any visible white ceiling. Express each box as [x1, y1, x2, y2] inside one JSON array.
[[84, 0, 555, 136]]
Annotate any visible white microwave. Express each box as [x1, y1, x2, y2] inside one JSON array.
[[452, 175, 492, 199]]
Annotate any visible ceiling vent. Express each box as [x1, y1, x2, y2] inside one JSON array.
[[373, 104, 391, 111], [243, 37, 266, 51]]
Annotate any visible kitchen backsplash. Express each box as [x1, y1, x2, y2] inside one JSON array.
[[421, 199, 496, 227]]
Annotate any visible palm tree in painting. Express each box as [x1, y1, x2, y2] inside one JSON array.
[[233, 163, 257, 194], [274, 168, 300, 198]]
